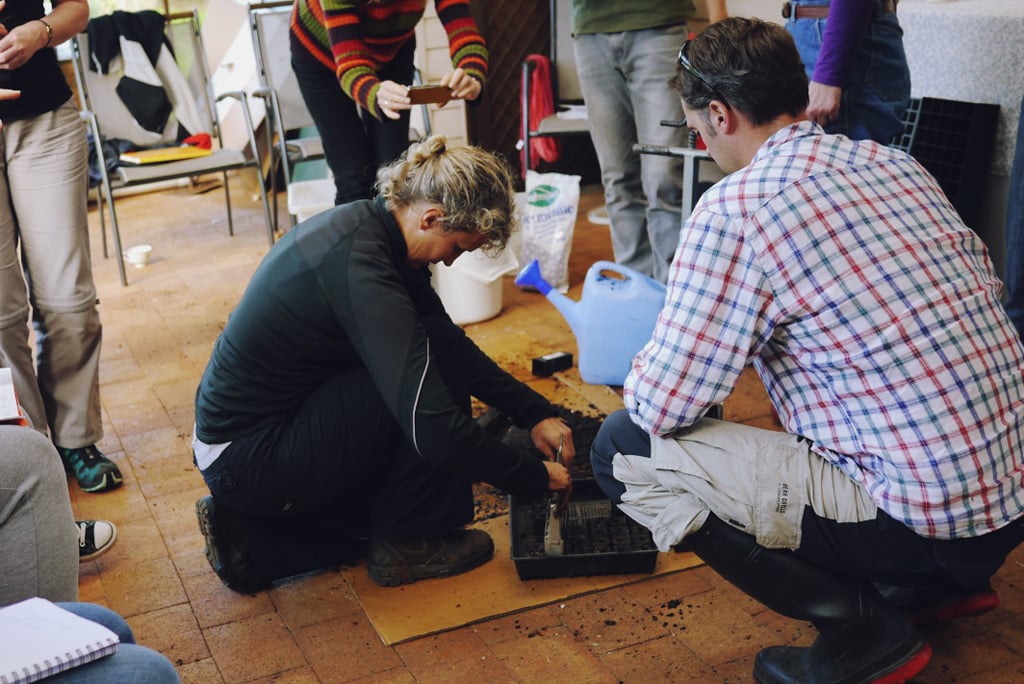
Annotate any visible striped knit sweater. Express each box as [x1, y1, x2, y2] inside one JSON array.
[[290, 0, 488, 120]]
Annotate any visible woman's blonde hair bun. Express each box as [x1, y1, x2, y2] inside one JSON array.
[[376, 135, 516, 252]]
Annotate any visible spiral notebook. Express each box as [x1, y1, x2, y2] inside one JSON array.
[[0, 598, 120, 684], [0, 368, 21, 423]]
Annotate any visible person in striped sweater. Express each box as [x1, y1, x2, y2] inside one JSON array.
[[290, 0, 487, 206]]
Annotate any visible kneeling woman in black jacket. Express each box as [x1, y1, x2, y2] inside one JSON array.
[[192, 135, 574, 592]]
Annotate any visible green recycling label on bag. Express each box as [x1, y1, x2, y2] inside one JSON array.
[[522, 171, 581, 292], [528, 184, 561, 207]]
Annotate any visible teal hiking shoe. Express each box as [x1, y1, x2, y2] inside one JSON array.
[[57, 445, 123, 492]]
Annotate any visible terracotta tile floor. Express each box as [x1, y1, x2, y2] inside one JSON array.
[[73, 177, 1024, 683]]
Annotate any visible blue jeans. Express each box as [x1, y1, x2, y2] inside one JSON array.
[[572, 24, 689, 283], [291, 41, 415, 205], [787, 0, 911, 144], [47, 603, 179, 683], [1003, 94, 1024, 339]]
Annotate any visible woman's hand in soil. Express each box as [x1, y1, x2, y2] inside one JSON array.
[[531, 416, 575, 468]]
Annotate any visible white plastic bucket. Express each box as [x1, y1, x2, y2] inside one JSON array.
[[287, 178, 335, 223], [433, 245, 518, 325]]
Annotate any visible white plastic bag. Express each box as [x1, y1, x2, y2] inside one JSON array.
[[520, 170, 581, 292]]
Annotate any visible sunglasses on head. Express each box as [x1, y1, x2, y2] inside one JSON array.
[[677, 40, 714, 89]]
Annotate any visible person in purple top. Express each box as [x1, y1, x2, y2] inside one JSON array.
[[708, 0, 910, 144]]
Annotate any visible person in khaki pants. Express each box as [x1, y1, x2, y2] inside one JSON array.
[[0, 0, 121, 493], [1, 81, 117, 569]]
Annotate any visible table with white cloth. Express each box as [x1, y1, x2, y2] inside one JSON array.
[[899, 0, 1024, 275]]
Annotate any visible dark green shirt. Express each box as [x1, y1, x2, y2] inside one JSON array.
[[571, 0, 696, 35], [194, 199, 553, 496]]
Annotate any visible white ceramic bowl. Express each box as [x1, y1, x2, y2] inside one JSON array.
[[123, 244, 152, 268]]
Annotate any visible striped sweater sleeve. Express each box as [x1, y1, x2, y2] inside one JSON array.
[[434, 0, 488, 83], [291, 0, 486, 120]]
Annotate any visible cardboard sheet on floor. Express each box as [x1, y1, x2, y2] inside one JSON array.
[[342, 516, 703, 645]]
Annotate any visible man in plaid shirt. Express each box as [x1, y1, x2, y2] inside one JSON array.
[[590, 17, 1024, 684]]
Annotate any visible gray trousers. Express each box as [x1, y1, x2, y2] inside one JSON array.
[[0, 425, 78, 605], [0, 101, 103, 447], [573, 24, 688, 283]]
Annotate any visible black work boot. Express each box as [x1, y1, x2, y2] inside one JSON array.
[[683, 514, 931, 684], [754, 619, 931, 684], [367, 528, 494, 587], [196, 496, 266, 594]]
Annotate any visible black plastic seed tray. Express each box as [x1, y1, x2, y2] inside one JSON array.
[[509, 478, 658, 580]]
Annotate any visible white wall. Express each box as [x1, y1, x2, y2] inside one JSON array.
[[694, 0, 782, 24]]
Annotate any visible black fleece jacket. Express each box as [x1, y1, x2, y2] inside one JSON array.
[[195, 198, 553, 496]]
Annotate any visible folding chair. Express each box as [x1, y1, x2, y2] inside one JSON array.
[[71, 9, 274, 286], [519, 0, 591, 177], [247, 1, 324, 231]]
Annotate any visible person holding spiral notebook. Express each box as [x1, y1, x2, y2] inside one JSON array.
[[0, 424, 180, 682]]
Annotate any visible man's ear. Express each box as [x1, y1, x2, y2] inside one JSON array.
[[708, 100, 736, 134]]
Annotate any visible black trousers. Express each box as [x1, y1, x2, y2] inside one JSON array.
[[291, 39, 416, 206], [201, 315, 476, 559]]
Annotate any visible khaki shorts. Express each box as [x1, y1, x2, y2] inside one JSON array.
[[613, 418, 878, 551]]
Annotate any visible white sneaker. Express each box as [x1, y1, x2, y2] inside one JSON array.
[[78, 520, 117, 561]]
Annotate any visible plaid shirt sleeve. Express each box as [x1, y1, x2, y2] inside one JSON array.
[[624, 203, 775, 436]]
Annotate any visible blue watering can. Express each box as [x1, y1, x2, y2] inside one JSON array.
[[515, 260, 666, 385]]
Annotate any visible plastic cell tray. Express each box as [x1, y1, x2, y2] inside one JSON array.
[[509, 478, 658, 580], [893, 97, 999, 228]]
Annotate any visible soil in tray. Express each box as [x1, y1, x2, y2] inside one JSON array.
[[473, 408, 605, 522]]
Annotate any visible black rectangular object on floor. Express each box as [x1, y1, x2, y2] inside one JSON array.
[[509, 478, 658, 580], [897, 97, 999, 228], [531, 351, 573, 377]]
